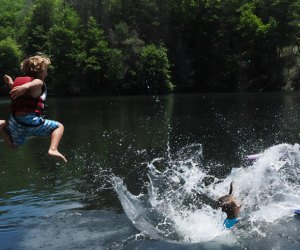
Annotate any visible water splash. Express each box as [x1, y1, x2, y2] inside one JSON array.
[[112, 143, 300, 244]]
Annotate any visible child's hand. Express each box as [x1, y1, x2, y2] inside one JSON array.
[[10, 85, 29, 99], [3, 75, 13, 88]]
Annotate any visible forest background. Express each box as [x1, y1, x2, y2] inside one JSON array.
[[0, 0, 300, 95]]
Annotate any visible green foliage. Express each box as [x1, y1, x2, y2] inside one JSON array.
[[0, 38, 23, 76], [24, 0, 55, 54], [81, 17, 108, 90], [47, 2, 83, 94], [136, 44, 173, 94], [104, 48, 126, 93], [238, 3, 276, 40], [109, 22, 145, 59], [108, 21, 147, 93], [238, 4, 263, 36], [78, 17, 127, 94], [0, 0, 29, 41], [0, 0, 300, 94]]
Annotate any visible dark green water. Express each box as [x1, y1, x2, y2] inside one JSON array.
[[1, 93, 300, 249]]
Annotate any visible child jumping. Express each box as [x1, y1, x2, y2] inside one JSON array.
[[0, 55, 67, 163]]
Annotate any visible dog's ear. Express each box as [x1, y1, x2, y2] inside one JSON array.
[[229, 182, 233, 195]]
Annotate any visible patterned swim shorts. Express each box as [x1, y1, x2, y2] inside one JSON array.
[[7, 113, 59, 146]]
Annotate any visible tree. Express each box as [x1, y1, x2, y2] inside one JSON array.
[[136, 44, 173, 94], [1, 0, 300, 94], [77, 17, 126, 94], [105, 48, 126, 93], [80, 17, 110, 92], [0, 0, 31, 41], [24, 0, 55, 55], [0, 38, 23, 76], [108, 21, 145, 93], [47, 2, 83, 94]]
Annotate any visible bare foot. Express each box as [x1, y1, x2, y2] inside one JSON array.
[[0, 120, 15, 148], [48, 149, 67, 163], [0, 120, 6, 128]]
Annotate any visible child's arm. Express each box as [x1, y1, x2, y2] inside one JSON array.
[[3, 75, 14, 89], [10, 79, 43, 99]]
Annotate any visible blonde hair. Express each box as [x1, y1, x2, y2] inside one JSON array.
[[20, 55, 51, 77]]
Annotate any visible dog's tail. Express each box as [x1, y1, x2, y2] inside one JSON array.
[[229, 182, 233, 195]]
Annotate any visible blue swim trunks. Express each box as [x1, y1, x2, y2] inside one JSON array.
[[7, 113, 59, 146]]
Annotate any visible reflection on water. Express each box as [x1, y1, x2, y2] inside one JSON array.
[[1, 93, 300, 249]]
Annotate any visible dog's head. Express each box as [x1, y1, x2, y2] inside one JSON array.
[[217, 182, 241, 219]]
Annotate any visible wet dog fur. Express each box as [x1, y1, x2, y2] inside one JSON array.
[[217, 182, 241, 219]]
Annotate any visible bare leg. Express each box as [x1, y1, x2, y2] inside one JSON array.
[[0, 120, 15, 148], [48, 123, 67, 163]]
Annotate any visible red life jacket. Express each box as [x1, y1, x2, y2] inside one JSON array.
[[11, 76, 47, 116]]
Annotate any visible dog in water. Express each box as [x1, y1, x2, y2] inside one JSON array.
[[217, 182, 241, 229]]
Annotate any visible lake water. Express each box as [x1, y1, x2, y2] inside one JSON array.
[[1, 93, 300, 249]]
